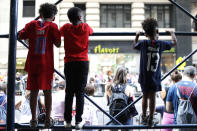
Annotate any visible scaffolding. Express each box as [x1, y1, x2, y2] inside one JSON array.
[[0, 0, 197, 130]]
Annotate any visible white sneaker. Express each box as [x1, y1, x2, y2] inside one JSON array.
[[75, 121, 85, 130], [64, 121, 72, 128]]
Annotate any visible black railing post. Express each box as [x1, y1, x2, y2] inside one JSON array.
[[7, 0, 18, 130]]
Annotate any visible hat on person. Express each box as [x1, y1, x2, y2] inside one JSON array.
[[183, 66, 197, 76]]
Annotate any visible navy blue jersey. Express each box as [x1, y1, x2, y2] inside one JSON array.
[[134, 40, 172, 92]]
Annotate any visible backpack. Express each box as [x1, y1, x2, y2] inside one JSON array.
[[0, 96, 6, 124], [176, 86, 197, 125], [109, 84, 129, 124]]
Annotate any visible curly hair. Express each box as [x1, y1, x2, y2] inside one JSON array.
[[39, 3, 57, 19], [67, 7, 82, 23], [142, 18, 158, 38]]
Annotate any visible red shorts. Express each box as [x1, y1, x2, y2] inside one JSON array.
[[26, 72, 53, 90]]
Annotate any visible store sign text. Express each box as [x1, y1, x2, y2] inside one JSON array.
[[94, 45, 119, 54]]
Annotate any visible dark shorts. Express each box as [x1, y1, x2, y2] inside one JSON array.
[[141, 84, 161, 93]]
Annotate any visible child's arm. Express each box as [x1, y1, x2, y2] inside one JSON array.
[[132, 31, 141, 49], [167, 30, 177, 47]]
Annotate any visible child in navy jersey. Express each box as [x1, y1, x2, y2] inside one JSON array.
[[133, 18, 177, 126]]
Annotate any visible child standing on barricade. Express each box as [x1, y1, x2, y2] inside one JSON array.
[[18, 3, 61, 128], [132, 18, 177, 126], [60, 7, 93, 130]]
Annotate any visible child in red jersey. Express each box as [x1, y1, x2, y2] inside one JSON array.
[[18, 3, 61, 128], [60, 7, 93, 129]]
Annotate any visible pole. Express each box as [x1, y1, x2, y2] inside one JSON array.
[[7, 0, 18, 130]]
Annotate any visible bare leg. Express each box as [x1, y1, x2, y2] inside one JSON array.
[[148, 91, 156, 119], [30, 90, 39, 120], [43, 90, 52, 120], [142, 92, 148, 117]]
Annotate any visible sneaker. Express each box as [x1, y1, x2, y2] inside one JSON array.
[[30, 119, 38, 128], [75, 121, 85, 130], [44, 118, 54, 128], [64, 121, 72, 128], [140, 115, 148, 125], [147, 117, 159, 127]]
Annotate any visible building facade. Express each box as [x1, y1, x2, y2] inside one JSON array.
[[0, 0, 196, 76]]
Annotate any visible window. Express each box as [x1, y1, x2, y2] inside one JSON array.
[[100, 4, 131, 28], [145, 5, 173, 28], [23, 0, 35, 17], [74, 4, 86, 22]]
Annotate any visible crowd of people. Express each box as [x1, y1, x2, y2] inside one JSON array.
[[0, 1, 197, 131]]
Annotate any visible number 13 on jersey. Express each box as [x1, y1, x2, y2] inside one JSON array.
[[147, 52, 160, 72]]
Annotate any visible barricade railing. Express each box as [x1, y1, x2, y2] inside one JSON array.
[[1, 123, 197, 130], [1, 32, 197, 38]]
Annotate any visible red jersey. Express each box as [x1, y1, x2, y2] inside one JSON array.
[[19, 20, 61, 74], [60, 23, 93, 63]]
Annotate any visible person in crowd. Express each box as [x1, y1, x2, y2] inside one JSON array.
[[105, 67, 137, 130], [0, 83, 6, 109], [18, 2, 61, 128], [51, 84, 66, 131], [15, 91, 33, 123], [166, 66, 197, 124], [159, 70, 182, 131], [0, 83, 6, 125], [60, 7, 93, 129], [15, 90, 42, 131], [89, 77, 95, 85], [16, 72, 23, 95], [82, 84, 98, 130], [132, 18, 177, 126]]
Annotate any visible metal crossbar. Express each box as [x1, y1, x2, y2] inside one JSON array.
[[1, 32, 197, 38], [1, 123, 197, 130]]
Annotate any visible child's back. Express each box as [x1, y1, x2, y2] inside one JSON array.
[[60, 7, 93, 129], [133, 18, 177, 126], [20, 20, 61, 74], [18, 3, 61, 128], [60, 22, 93, 62]]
